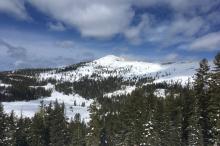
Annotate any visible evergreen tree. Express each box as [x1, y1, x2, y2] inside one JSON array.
[[5, 111, 16, 146], [69, 113, 86, 146], [30, 112, 46, 146], [87, 100, 102, 146], [210, 52, 220, 145], [44, 102, 53, 146], [180, 85, 195, 145], [0, 103, 7, 145], [49, 101, 69, 146], [153, 98, 168, 145], [188, 101, 203, 146], [14, 116, 31, 146], [164, 92, 182, 146], [194, 59, 213, 145]]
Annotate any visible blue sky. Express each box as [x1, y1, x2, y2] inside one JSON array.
[[0, 0, 220, 70]]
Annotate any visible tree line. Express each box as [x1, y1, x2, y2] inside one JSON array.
[[0, 101, 87, 146]]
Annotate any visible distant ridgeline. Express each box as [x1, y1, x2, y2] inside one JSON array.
[[0, 60, 155, 101], [0, 55, 197, 102], [0, 70, 52, 101], [0, 53, 220, 145]]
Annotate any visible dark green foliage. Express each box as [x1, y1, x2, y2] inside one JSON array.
[[49, 102, 68, 146], [180, 85, 195, 146], [14, 68, 53, 76], [69, 114, 87, 146], [0, 101, 87, 146], [56, 62, 88, 73], [85, 54, 220, 146], [0, 103, 7, 145], [194, 59, 213, 145], [0, 72, 52, 102], [210, 52, 220, 145], [55, 76, 131, 99], [30, 112, 46, 146], [14, 117, 32, 146], [0, 85, 52, 101]]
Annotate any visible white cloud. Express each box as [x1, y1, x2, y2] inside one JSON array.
[[168, 16, 205, 37], [190, 31, 220, 51], [124, 14, 149, 44], [167, 0, 219, 15], [0, 0, 28, 19], [165, 53, 178, 61], [114, 47, 129, 52], [48, 22, 66, 31], [0, 0, 219, 51], [0, 28, 109, 70], [0, 39, 27, 59], [135, 15, 208, 49], [28, 0, 134, 38], [132, 0, 218, 15], [56, 40, 75, 48], [126, 15, 206, 47]]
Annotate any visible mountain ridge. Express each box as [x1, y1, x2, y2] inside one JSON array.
[[39, 55, 199, 84], [0, 54, 201, 121]]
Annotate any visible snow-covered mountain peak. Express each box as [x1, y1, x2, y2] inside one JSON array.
[[97, 55, 125, 61], [92, 55, 162, 72], [93, 55, 126, 65], [39, 54, 201, 85]]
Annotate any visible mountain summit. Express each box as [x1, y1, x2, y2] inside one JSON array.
[[39, 55, 198, 84]]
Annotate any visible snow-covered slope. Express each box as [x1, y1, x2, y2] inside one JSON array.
[[39, 55, 163, 82], [2, 84, 93, 122], [39, 55, 197, 83], [2, 55, 201, 121], [154, 61, 199, 84]]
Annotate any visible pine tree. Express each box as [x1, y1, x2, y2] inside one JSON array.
[[164, 92, 182, 146], [86, 100, 102, 146], [4, 111, 16, 146], [44, 102, 53, 146], [119, 93, 143, 145], [188, 101, 203, 146], [180, 86, 194, 146], [0, 103, 7, 145], [30, 112, 46, 146], [14, 116, 31, 146], [69, 113, 86, 146], [210, 52, 220, 145], [153, 98, 168, 145], [194, 59, 213, 145], [140, 92, 158, 146], [49, 101, 69, 146]]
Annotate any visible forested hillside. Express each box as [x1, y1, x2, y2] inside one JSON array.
[[0, 53, 220, 146]]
